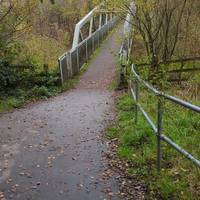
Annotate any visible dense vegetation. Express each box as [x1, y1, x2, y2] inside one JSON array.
[[0, 0, 99, 112], [108, 0, 200, 95]]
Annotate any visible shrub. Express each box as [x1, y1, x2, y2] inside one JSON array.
[[28, 86, 52, 98]]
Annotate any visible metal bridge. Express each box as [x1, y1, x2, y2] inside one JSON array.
[[58, 3, 118, 83]]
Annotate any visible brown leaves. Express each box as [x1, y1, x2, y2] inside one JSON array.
[[43, 137, 49, 146], [76, 183, 84, 191], [18, 171, 32, 178], [47, 155, 56, 167], [0, 191, 6, 200], [10, 184, 19, 193], [106, 135, 147, 200]]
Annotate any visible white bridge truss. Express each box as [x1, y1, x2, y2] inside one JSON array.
[[58, 3, 118, 83]]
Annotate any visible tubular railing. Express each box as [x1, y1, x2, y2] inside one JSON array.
[[119, 9, 200, 170], [129, 64, 200, 170], [58, 16, 118, 83], [120, 50, 200, 170]]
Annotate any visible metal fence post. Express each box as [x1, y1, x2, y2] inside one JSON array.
[[69, 52, 73, 77], [99, 14, 102, 29], [106, 14, 108, 24], [65, 53, 69, 81], [58, 59, 63, 84], [98, 31, 100, 47], [86, 40, 88, 61], [76, 46, 80, 74], [108, 21, 110, 31], [89, 17, 93, 36], [135, 79, 139, 123], [157, 97, 163, 172], [92, 35, 95, 52]]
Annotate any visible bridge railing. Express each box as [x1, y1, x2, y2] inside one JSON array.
[[119, 10, 200, 171], [58, 16, 118, 83]]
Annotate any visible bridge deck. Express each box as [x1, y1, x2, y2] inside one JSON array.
[[0, 27, 123, 200]]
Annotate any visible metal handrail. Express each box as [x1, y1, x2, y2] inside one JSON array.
[[119, 53, 200, 169], [72, 2, 105, 49], [58, 16, 118, 83], [131, 64, 200, 113], [129, 64, 200, 168]]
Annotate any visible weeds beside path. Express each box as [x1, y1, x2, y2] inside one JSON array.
[[107, 92, 200, 199]]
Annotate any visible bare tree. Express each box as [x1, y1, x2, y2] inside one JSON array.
[[111, 0, 199, 74]]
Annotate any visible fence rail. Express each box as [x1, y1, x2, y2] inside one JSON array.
[[58, 17, 118, 83], [119, 8, 200, 170], [129, 64, 200, 170]]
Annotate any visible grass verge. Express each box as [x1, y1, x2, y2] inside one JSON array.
[[107, 92, 200, 200]]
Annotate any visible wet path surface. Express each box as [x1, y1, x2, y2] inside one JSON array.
[[0, 28, 122, 200]]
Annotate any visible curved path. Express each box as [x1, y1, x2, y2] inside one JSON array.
[[0, 27, 122, 200]]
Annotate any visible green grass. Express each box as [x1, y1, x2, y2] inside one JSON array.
[[107, 93, 200, 200], [0, 67, 82, 113], [117, 146, 134, 160]]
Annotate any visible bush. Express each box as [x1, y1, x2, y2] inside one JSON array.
[[0, 57, 60, 93], [28, 86, 52, 98], [0, 60, 20, 90], [7, 97, 25, 108]]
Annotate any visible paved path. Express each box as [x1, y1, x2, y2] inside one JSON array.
[[0, 27, 122, 200]]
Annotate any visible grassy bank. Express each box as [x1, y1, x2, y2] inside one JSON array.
[[107, 92, 200, 199], [0, 31, 108, 113], [0, 70, 78, 113], [0, 58, 94, 113]]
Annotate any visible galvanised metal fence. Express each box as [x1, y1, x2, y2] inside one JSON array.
[[119, 21, 200, 171], [129, 64, 200, 170], [58, 17, 118, 83]]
